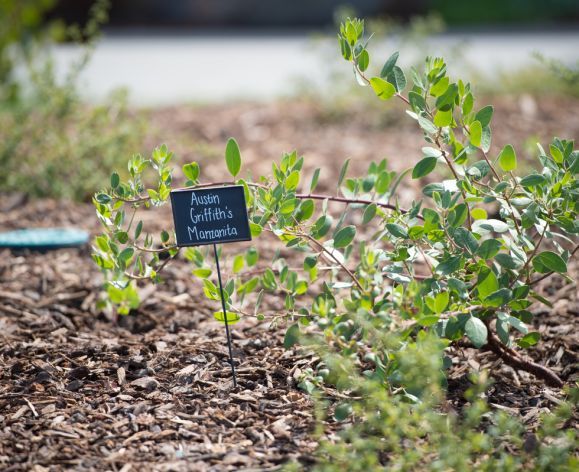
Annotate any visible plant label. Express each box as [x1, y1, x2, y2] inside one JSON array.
[[170, 185, 251, 247]]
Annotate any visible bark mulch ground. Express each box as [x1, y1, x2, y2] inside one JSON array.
[[1, 96, 578, 470]]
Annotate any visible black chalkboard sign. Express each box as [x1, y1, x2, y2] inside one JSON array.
[[170, 185, 251, 247]]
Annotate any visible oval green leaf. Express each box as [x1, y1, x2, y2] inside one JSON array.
[[225, 138, 241, 177], [412, 156, 437, 179], [369, 77, 396, 100], [213, 310, 241, 324], [465, 316, 488, 348], [333, 225, 356, 248], [532, 251, 567, 274], [498, 144, 517, 172]]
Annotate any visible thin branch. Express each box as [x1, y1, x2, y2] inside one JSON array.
[[519, 222, 549, 286], [434, 133, 473, 230], [133, 244, 178, 253], [124, 248, 181, 280], [479, 148, 523, 238], [297, 193, 418, 218], [484, 324, 563, 388], [300, 233, 364, 292]]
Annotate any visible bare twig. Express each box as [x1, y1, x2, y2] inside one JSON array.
[[484, 325, 563, 388]]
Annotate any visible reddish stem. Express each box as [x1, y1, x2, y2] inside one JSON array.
[[484, 324, 563, 388]]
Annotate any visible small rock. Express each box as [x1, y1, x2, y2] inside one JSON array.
[[67, 366, 90, 380], [66, 380, 83, 392], [34, 371, 52, 384], [71, 412, 87, 423], [131, 376, 159, 391]]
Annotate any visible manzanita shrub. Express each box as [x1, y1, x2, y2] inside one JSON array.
[[93, 18, 577, 390]]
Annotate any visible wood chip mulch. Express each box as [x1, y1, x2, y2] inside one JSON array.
[[1, 96, 578, 470]]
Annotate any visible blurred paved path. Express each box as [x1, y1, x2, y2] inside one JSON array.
[[52, 31, 579, 105]]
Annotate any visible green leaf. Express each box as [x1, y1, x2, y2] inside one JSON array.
[[507, 315, 528, 334], [412, 156, 437, 179], [498, 145, 517, 172], [262, 268, 277, 290], [338, 159, 350, 188], [193, 268, 212, 278], [495, 253, 520, 269], [484, 288, 512, 308], [448, 203, 468, 228], [435, 83, 458, 110], [296, 199, 315, 222], [471, 208, 487, 220], [213, 311, 241, 324], [362, 203, 377, 224], [520, 174, 546, 187], [532, 251, 567, 274], [334, 225, 356, 248], [481, 126, 492, 153], [470, 121, 482, 147], [386, 223, 408, 239], [183, 162, 200, 181], [418, 315, 440, 327], [435, 255, 462, 275], [225, 138, 241, 177], [110, 172, 120, 189], [418, 115, 438, 134], [549, 144, 564, 163], [462, 92, 474, 115], [370, 77, 396, 100], [334, 402, 353, 422], [375, 171, 391, 193], [118, 248, 134, 268], [280, 198, 298, 215], [386, 65, 406, 92], [465, 316, 488, 348], [304, 256, 317, 270], [430, 76, 449, 97], [475, 105, 494, 127], [232, 255, 244, 273], [249, 222, 263, 237], [357, 49, 369, 72], [284, 323, 300, 349], [477, 267, 499, 300], [312, 215, 332, 238], [245, 247, 259, 266], [380, 51, 399, 77], [497, 318, 510, 345], [286, 170, 300, 191], [517, 332, 540, 348], [95, 193, 111, 204], [339, 38, 351, 60], [433, 109, 453, 127], [409, 91, 426, 112], [134, 221, 143, 239], [473, 219, 509, 234], [434, 291, 449, 314], [309, 168, 321, 193], [453, 227, 478, 253], [147, 189, 159, 201], [116, 231, 129, 244]]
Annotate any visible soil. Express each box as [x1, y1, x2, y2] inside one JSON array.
[[0, 95, 577, 471]]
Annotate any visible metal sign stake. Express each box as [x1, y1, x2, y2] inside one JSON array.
[[213, 243, 237, 387], [170, 186, 250, 389]]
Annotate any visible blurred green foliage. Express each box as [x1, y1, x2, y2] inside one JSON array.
[[286, 330, 578, 471], [432, 0, 579, 25], [0, 0, 145, 201]]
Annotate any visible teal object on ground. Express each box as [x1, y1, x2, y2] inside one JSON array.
[[0, 228, 90, 250]]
